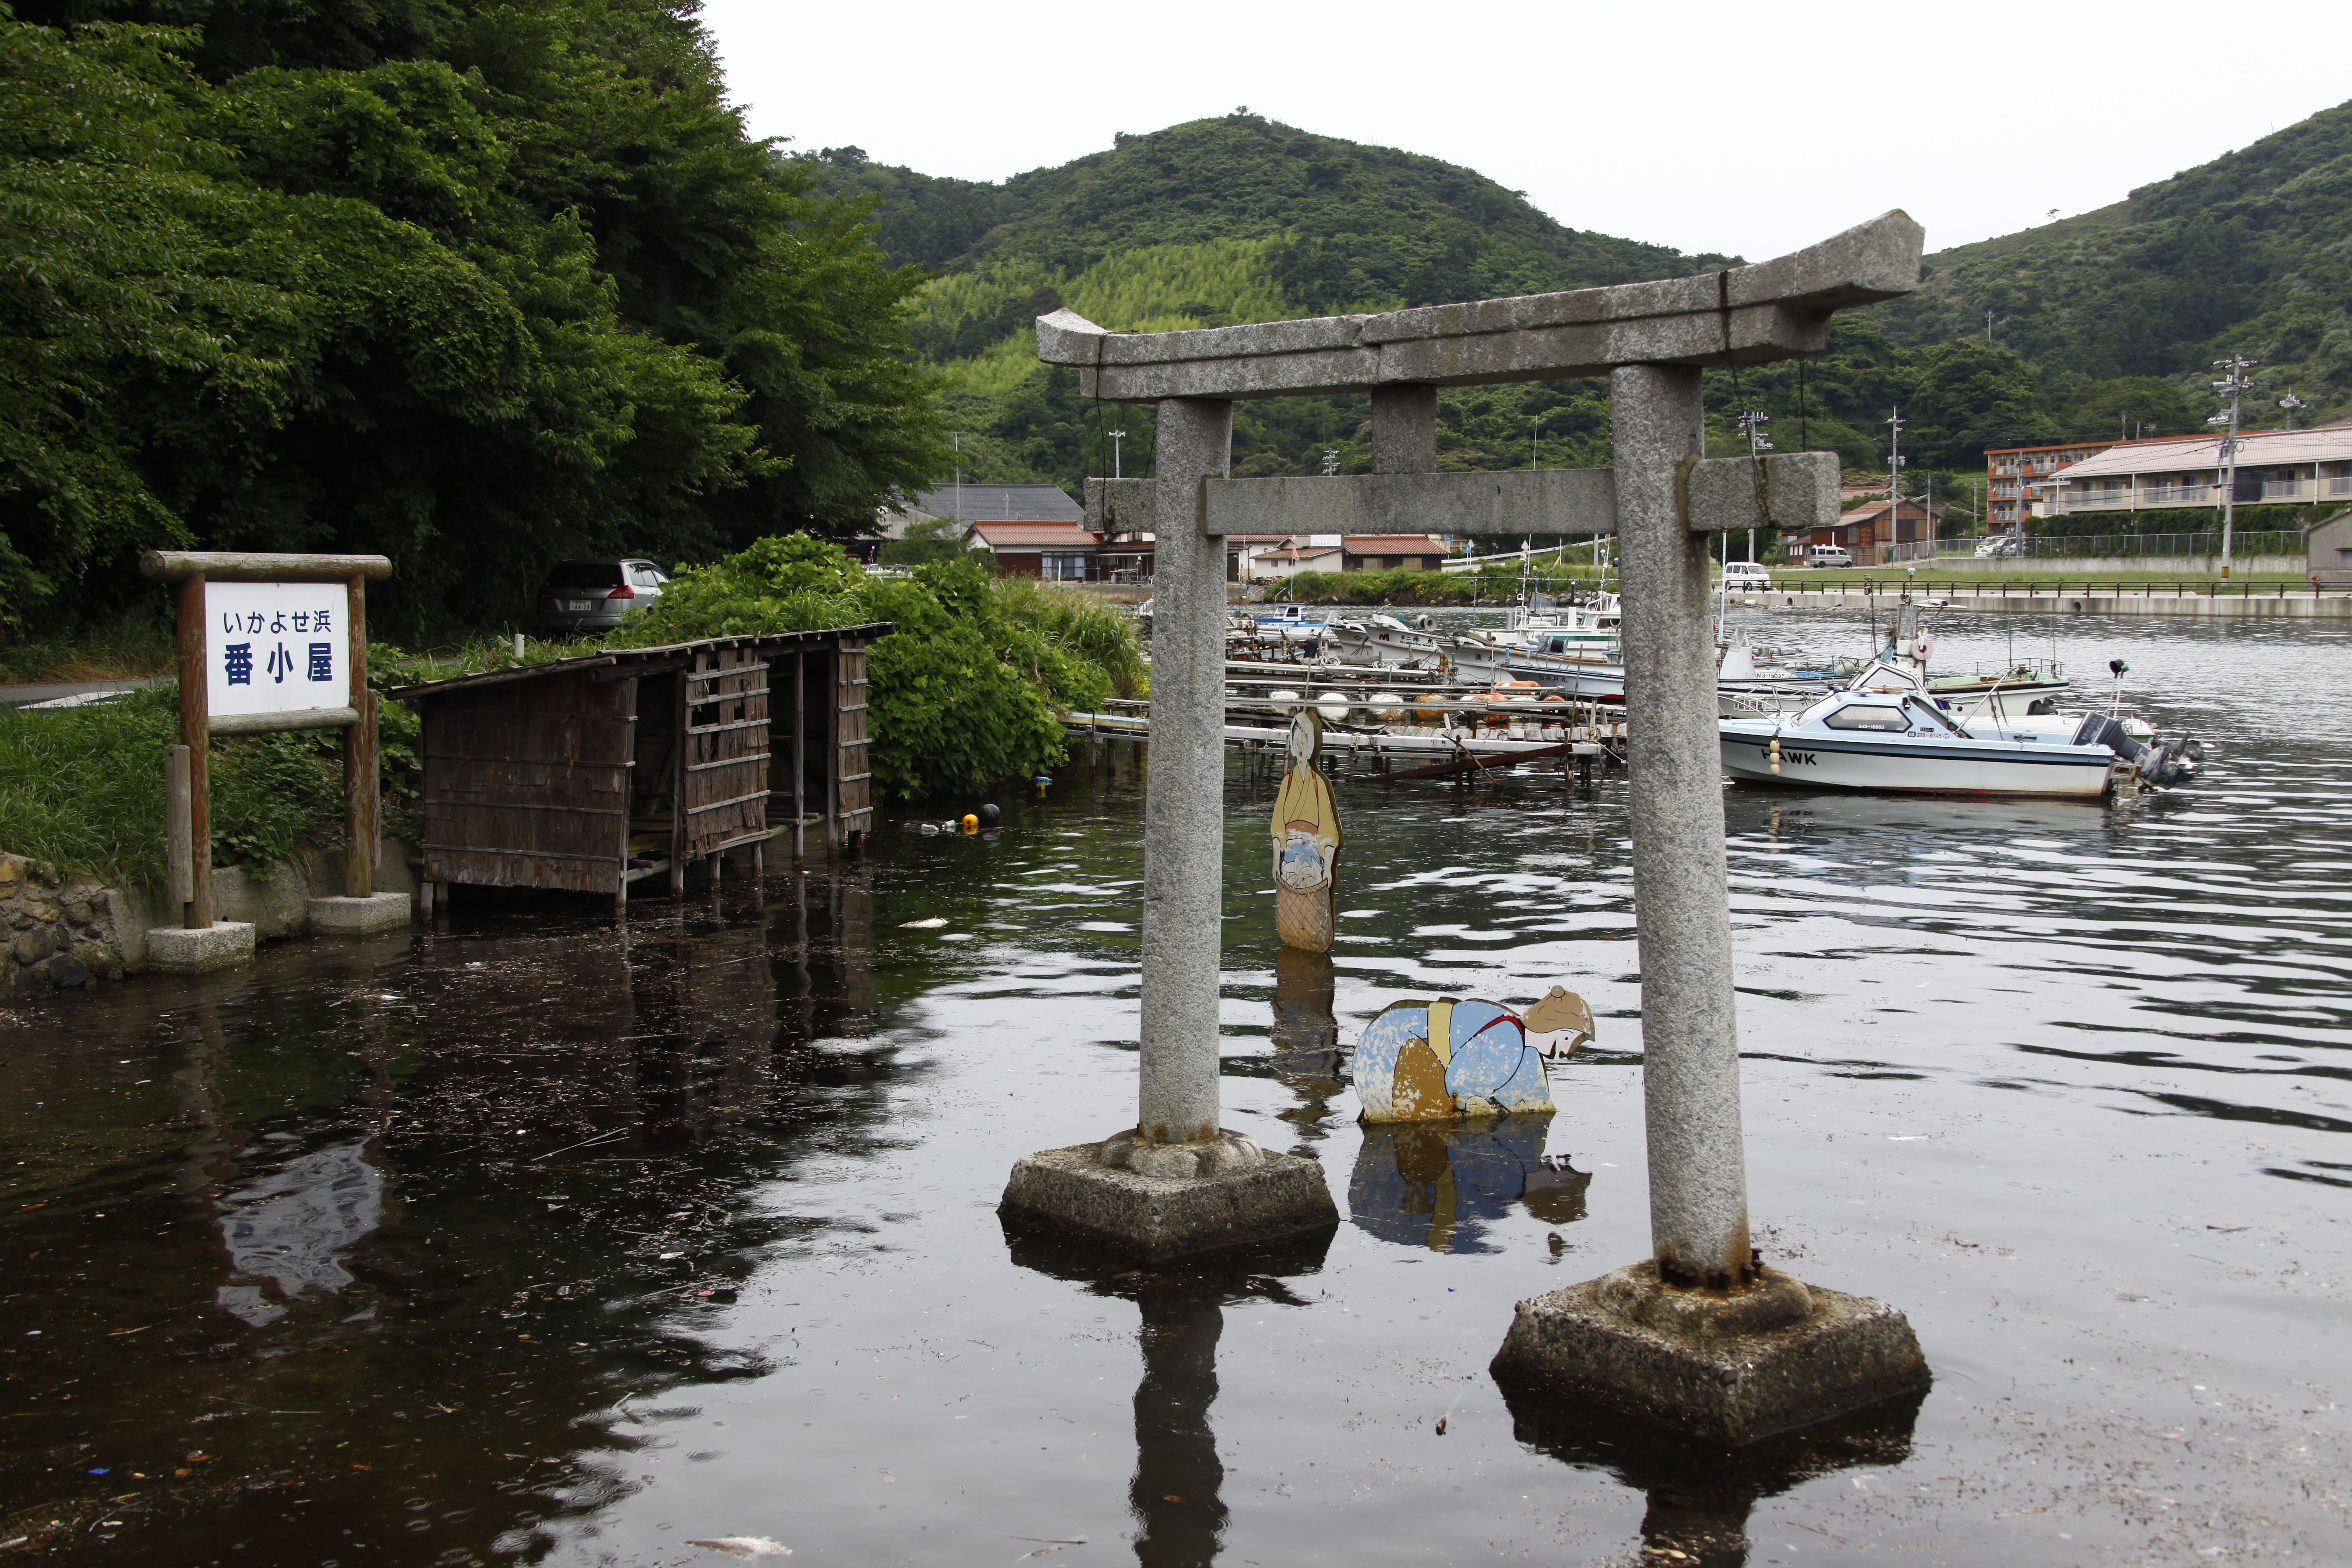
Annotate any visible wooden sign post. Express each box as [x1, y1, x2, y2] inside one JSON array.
[[139, 552, 395, 954]]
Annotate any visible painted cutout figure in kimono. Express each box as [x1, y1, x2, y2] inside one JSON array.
[[1352, 987, 1595, 1123], [1271, 710, 1341, 952]]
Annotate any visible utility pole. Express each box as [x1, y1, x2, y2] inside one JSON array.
[[1885, 407, 1907, 568], [951, 431, 966, 521], [2278, 389, 2304, 430], [1107, 428, 1127, 480], [2210, 357, 2255, 579], [1322, 447, 1341, 477], [1737, 410, 1772, 562], [1985, 309, 1996, 345]]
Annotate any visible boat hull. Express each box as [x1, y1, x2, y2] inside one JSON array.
[[1718, 727, 2115, 798]]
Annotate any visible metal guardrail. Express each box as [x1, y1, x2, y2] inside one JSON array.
[[1741, 579, 2352, 602], [1874, 531, 2306, 564]]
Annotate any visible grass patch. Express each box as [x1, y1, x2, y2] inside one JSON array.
[[0, 686, 348, 887]]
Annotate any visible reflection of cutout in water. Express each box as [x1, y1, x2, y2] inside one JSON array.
[[1269, 947, 1345, 1140], [1348, 1119, 1588, 1253], [215, 1140, 384, 1324], [1269, 947, 1337, 1059], [1352, 998, 1559, 1122], [1002, 1227, 1331, 1568], [1500, 1382, 1924, 1567]]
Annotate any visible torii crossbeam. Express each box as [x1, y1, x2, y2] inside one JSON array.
[[999, 212, 1932, 1442]]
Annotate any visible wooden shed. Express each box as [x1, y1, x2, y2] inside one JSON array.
[[389, 626, 887, 916]]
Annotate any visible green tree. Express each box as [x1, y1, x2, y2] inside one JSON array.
[[0, 0, 952, 642]]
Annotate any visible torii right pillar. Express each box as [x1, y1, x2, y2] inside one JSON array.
[[1489, 372, 1930, 1448]]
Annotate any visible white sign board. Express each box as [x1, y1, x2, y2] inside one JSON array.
[[205, 581, 351, 718]]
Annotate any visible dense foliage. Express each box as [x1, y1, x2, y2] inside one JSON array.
[[815, 103, 2352, 508], [805, 116, 1733, 498], [1884, 101, 2352, 414], [0, 0, 951, 642], [611, 534, 1145, 799]]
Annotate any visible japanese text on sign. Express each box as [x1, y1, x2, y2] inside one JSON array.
[[204, 581, 351, 717]]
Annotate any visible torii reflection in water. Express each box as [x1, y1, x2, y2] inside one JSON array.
[[1004, 1231, 1331, 1568], [1503, 1383, 1924, 1566]]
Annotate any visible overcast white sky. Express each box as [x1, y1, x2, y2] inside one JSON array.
[[700, 0, 2349, 263]]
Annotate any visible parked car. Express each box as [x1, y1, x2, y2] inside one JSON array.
[[1721, 561, 1773, 589], [536, 558, 668, 633], [1974, 534, 2025, 559], [1805, 545, 1855, 568]]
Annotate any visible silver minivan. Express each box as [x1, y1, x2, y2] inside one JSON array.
[[536, 558, 668, 633], [1805, 545, 1855, 568]]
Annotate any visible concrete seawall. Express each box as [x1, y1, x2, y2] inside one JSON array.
[[1742, 584, 2352, 619]]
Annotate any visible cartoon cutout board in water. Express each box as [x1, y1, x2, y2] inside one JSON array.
[[1351, 991, 1591, 1123], [1271, 710, 1341, 952]]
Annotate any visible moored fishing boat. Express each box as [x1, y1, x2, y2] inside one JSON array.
[[1720, 686, 2197, 798]]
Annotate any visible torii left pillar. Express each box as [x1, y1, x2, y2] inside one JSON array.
[[995, 397, 1339, 1261]]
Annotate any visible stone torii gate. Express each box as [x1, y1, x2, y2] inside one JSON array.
[[1000, 213, 1931, 1440]]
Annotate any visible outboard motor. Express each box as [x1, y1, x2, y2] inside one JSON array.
[[2070, 712, 2148, 765], [2141, 736, 2202, 789]]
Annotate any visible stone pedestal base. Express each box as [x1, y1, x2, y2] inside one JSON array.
[[144, 921, 256, 974], [307, 892, 413, 936], [999, 1130, 1338, 1263], [1490, 1260, 1929, 1445]]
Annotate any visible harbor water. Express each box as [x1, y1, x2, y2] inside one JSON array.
[[2, 612, 2346, 1565]]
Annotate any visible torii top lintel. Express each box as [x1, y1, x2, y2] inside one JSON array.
[[1036, 211, 1923, 403]]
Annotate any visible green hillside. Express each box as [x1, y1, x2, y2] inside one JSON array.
[[802, 116, 1735, 493], [813, 103, 2352, 518], [1885, 101, 2352, 420]]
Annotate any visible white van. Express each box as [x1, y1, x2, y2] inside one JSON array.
[[1721, 561, 1772, 589], [1805, 545, 1855, 568]]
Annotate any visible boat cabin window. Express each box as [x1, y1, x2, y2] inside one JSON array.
[[1821, 701, 1911, 732], [1903, 696, 1968, 735]]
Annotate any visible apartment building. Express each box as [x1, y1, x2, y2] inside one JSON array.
[[1983, 441, 2112, 530], [2049, 425, 2352, 516]]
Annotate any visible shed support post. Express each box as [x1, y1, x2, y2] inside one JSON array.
[[793, 650, 807, 861], [825, 651, 839, 851], [671, 668, 689, 902]]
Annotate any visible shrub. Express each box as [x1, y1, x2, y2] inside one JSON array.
[[611, 534, 1145, 798]]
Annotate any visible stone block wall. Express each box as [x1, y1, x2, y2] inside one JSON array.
[[1, 854, 127, 997], [1, 838, 420, 999]]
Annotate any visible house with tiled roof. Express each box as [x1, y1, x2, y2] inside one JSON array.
[[963, 520, 1103, 580]]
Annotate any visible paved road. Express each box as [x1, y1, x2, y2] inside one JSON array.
[[0, 677, 170, 709]]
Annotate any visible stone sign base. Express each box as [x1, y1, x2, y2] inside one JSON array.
[[999, 1131, 1338, 1263], [1490, 1261, 1929, 1445], [144, 921, 257, 974], [307, 892, 413, 936]]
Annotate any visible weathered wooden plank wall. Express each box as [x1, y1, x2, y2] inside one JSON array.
[[420, 669, 630, 895]]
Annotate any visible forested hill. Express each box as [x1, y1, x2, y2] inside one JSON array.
[[812, 106, 2352, 507], [799, 114, 1736, 493], [1887, 99, 2352, 413], [805, 115, 1731, 309]]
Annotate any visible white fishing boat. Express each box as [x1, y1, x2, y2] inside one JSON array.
[[1322, 613, 1453, 671], [1719, 685, 2193, 799]]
